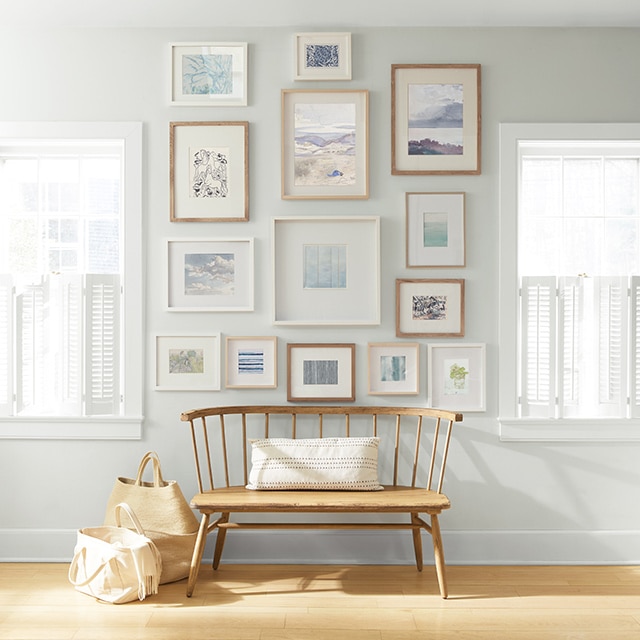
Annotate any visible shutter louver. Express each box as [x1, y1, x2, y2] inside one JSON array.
[[85, 274, 121, 416], [520, 276, 556, 417]]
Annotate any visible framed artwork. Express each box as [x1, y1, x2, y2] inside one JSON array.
[[225, 336, 278, 389], [272, 216, 380, 325], [167, 238, 254, 312], [170, 121, 248, 222], [396, 278, 465, 337], [169, 42, 247, 106], [294, 32, 352, 81], [155, 334, 221, 391], [391, 64, 481, 175], [428, 343, 486, 411], [406, 192, 465, 267], [287, 343, 356, 402], [368, 342, 420, 396], [281, 89, 369, 199]]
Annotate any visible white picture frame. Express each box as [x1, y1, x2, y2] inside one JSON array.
[[368, 342, 420, 395], [155, 334, 221, 391], [225, 336, 278, 389], [294, 32, 352, 81], [170, 42, 248, 106], [428, 343, 486, 411], [167, 238, 254, 312], [273, 216, 380, 325]]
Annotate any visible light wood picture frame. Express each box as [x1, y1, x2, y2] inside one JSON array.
[[294, 32, 352, 81], [392, 64, 481, 175], [170, 121, 248, 222], [167, 238, 254, 312], [287, 343, 356, 402], [225, 336, 278, 389], [368, 342, 420, 395], [282, 89, 369, 199], [169, 42, 247, 106], [428, 343, 486, 411], [396, 278, 465, 337], [272, 216, 380, 325], [406, 192, 466, 267], [155, 334, 221, 391]]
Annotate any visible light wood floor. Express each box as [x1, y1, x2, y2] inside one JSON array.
[[2, 563, 640, 639]]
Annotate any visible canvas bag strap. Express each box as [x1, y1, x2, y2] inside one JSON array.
[[134, 451, 165, 487], [68, 547, 111, 587], [114, 502, 147, 535]]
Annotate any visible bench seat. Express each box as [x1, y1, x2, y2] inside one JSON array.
[[190, 485, 450, 513]]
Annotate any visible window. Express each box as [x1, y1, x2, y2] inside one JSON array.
[[499, 124, 640, 441], [0, 122, 142, 439]]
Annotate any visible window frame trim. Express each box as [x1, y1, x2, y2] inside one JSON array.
[[499, 122, 640, 442], [0, 121, 143, 440]]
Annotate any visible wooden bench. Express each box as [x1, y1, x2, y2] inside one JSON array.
[[180, 405, 463, 598]]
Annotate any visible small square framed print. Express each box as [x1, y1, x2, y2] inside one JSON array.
[[225, 336, 278, 389], [170, 42, 247, 106], [294, 32, 352, 81], [287, 343, 356, 402], [368, 342, 419, 395]]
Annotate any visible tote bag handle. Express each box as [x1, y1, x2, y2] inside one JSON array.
[[134, 451, 166, 487]]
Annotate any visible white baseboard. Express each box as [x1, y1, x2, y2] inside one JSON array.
[[2, 528, 640, 564]]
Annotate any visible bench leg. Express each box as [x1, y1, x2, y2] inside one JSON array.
[[411, 512, 424, 572], [430, 513, 448, 599], [212, 512, 230, 570], [187, 512, 211, 597]]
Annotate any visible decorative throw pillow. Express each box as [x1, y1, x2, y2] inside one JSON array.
[[246, 437, 383, 491]]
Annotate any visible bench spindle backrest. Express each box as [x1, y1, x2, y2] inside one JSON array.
[[181, 406, 462, 494]]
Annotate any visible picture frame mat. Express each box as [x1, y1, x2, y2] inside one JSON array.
[[406, 192, 465, 267], [225, 336, 277, 388], [288, 343, 355, 402], [170, 42, 247, 106], [428, 343, 486, 411], [392, 64, 480, 175], [170, 121, 248, 222], [155, 334, 221, 390], [167, 238, 254, 311], [282, 89, 369, 199], [273, 216, 380, 325], [396, 278, 465, 337], [368, 342, 420, 395]]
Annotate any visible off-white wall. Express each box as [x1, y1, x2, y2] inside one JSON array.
[[1, 26, 640, 564]]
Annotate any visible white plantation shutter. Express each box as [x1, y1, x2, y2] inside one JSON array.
[[520, 276, 556, 417], [631, 276, 640, 418], [522, 275, 632, 419], [0, 276, 13, 415], [15, 282, 46, 414], [85, 274, 121, 416], [594, 277, 628, 417], [53, 274, 83, 415]]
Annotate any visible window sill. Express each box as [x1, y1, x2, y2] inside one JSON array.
[[499, 418, 640, 442], [0, 416, 143, 440]]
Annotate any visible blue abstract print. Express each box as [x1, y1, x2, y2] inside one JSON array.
[[305, 44, 339, 69], [182, 54, 233, 96], [237, 350, 265, 375]]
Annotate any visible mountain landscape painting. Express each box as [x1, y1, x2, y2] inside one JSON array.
[[294, 102, 356, 186], [407, 83, 464, 156]]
